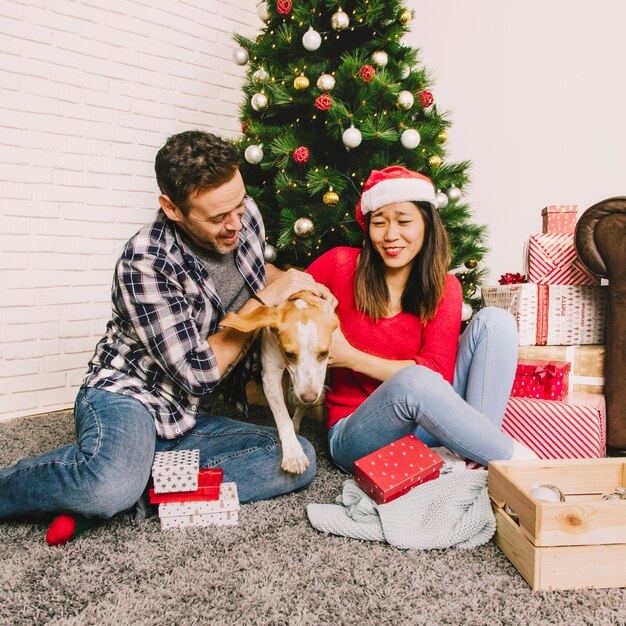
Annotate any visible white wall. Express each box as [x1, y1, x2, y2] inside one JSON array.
[[0, 0, 257, 421], [1, 1, 625, 421]]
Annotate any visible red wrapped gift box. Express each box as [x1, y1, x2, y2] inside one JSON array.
[[149, 468, 223, 504], [502, 392, 606, 459], [353, 434, 443, 505], [541, 204, 577, 235], [511, 359, 571, 401]]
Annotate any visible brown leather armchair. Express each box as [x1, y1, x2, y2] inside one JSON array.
[[575, 198, 626, 456]]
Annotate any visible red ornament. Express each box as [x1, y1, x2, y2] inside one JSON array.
[[241, 120, 249, 134], [498, 272, 527, 285], [276, 0, 292, 14], [418, 90, 434, 107], [293, 146, 309, 163], [358, 64, 376, 84], [314, 94, 333, 110]]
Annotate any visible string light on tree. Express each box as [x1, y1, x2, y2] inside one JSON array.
[[446, 185, 462, 201], [371, 50, 388, 68], [294, 217, 314, 237], [331, 7, 349, 30], [232, 47, 249, 65], [251, 92, 268, 111], [397, 90, 414, 109], [316, 73, 335, 92], [400, 129, 421, 149], [342, 125, 362, 149], [244, 144, 264, 164], [302, 27, 322, 51]]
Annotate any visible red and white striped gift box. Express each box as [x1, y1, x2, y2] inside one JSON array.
[[527, 233, 599, 285], [502, 392, 606, 459]]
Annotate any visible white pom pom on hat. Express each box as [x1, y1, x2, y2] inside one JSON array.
[[356, 166, 437, 231]]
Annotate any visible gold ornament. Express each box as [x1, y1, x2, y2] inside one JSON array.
[[465, 259, 478, 269], [399, 8, 412, 26], [428, 155, 442, 168], [293, 75, 310, 90], [323, 188, 340, 207], [437, 130, 448, 144]]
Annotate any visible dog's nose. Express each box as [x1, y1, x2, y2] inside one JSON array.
[[299, 391, 318, 404]]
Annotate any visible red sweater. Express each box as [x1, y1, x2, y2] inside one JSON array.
[[307, 247, 462, 429]]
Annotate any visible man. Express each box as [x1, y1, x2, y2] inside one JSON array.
[[0, 130, 330, 538]]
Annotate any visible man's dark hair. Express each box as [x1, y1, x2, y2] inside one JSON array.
[[155, 130, 240, 214]]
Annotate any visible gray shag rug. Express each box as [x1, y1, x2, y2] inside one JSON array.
[[1, 402, 625, 626]]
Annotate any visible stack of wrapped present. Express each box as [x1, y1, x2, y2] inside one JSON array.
[[150, 449, 239, 530], [483, 205, 607, 459]]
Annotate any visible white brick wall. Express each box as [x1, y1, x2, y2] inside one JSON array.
[[0, 0, 258, 421]]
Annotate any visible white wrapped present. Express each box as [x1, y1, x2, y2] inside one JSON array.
[[151, 449, 199, 494]]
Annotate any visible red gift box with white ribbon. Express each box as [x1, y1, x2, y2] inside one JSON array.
[[511, 359, 571, 401], [353, 434, 443, 505], [502, 392, 606, 459]]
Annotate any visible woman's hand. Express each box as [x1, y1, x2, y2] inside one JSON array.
[[328, 325, 356, 369]]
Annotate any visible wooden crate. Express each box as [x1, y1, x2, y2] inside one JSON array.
[[488, 458, 626, 590]]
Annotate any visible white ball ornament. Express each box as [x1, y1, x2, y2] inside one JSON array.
[[302, 27, 322, 51], [263, 243, 277, 263], [294, 217, 314, 238], [331, 8, 350, 31], [232, 47, 249, 66], [461, 302, 473, 321], [244, 144, 264, 165], [252, 68, 269, 84], [399, 65, 411, 80], [342, 125, 362, 149], [531, 485, 565, 503], [446, 185, 462, 202], [256, 2, 269, 21], [436, 191, 449, 208], [397, 90, 414, 110], [316, 73, 336, 92], [251, 92, 268, 111], [400, 129, 421, 149], [372, 50, 388, 68]]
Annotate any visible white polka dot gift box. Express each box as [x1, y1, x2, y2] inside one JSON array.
[[151, 449, 200, 494], [353, 434, 444, 505]]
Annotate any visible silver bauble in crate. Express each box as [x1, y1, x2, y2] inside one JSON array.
[[244, 144, 263, 165], [252, 68, 269, 84], [256, 2, 269, 21], [372, 50, 388, 68], [436, 191, 449, 208], [302, 27, 322, 51], [461, 302, 473, 321], [342, 125, 362, 149], [316, 73, 336, 92], [400, 129, 421, 149], [294, 217, 314, 238], [397, 90, 414, 110], [263, 243, 277, 263], [331, 8, 349, 31], [446, 185, 462, 202], [232, 47, 249, 66], [251, 92, 268, 111]]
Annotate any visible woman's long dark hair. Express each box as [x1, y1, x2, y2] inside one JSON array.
[[354, 201, 451, 322]]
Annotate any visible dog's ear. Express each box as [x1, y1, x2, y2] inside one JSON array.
[[220, 306, 282, 332]]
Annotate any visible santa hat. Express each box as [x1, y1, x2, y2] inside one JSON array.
[[355, 166, 437, 231]]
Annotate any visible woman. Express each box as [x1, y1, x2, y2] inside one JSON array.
[[307, 166, 537, 470]]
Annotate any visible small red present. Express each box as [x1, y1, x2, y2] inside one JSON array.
[[512, 360, 571, 401], [353, 434, 443, 505], [541, 204, 577, 235], [149, 468, 223, 504]]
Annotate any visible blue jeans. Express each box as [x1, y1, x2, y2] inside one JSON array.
[[0, 387, 316, 519], [329, 307, 518, 471]]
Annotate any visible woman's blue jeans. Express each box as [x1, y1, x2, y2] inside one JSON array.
[[0, 387, 316, 519], [329, 307, 519, 471]]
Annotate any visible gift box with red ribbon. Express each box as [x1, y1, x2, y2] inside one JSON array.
[[353, 434, 443, 505], [512, 360, 571, 401]]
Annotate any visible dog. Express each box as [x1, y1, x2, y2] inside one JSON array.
[[220, 290, 338, 474]]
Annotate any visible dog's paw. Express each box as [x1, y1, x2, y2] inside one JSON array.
[[281, 442, 310, 474]]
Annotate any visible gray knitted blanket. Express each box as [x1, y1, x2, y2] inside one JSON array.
[[307, 470, 496, 550]]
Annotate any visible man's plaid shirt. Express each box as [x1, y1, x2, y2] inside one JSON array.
[[83, 197, 266, 439]]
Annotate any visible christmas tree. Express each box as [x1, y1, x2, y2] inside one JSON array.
[[233, 0, 486, 313]]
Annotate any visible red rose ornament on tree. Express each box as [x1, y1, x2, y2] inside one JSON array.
[[276, 0, 292, 15], [358, 65, 376, 84], [418, 90, 434, 107], [314, 94, 333, 110], [293, 146, 309, 163]]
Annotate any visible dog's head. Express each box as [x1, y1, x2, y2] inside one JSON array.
[[221, 290, 338, 404]]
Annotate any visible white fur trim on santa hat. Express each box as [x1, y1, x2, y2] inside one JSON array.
[[360, 178, 437, 215]]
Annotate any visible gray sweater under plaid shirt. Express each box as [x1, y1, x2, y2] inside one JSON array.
[[83, 197, 266, 439]]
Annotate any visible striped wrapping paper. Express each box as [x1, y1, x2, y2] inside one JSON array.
[[527, 233, 599, 285], [502, 392, 606, 459]]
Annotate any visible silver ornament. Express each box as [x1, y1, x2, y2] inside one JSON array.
[[461, 302, 473, 321], [232, 47, 249, 66], [531, 485, 565, 503], [397, 90, 414, 110], [302, 27, 322, 51], [316, 73, 336, 92], [436, 191, 449, 208], [294, 217, 314, 238], [446, 185, 462, 202], [263, 243, 277, 263], [252, 68, 269, 84], [331, 8, 350, 31], [251, 92, 268, 111], [244, 144, 263, 165], [372, 50, 388, 68], [256, 2, 269, 21], [399, 65, 411, 80], [400, 129, 421, 149], [342, 125, 362, 149]]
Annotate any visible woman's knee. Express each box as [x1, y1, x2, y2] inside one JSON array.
[[389, 364, 444, 396], [475, 306, 517, 338]]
